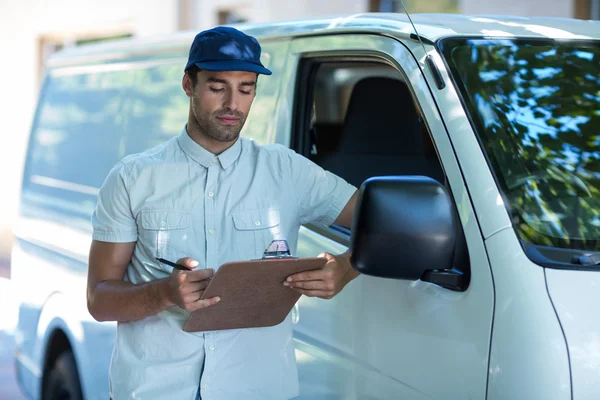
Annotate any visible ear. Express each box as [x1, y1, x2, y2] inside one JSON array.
[[182, 73, 193, 98]]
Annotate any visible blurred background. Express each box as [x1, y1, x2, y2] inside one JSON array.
[[0, 0, 598, 398]]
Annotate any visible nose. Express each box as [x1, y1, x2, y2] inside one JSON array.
[[223, 89, 240, 112]]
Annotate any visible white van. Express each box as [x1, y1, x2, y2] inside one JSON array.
[[11, 13, 600, 400]]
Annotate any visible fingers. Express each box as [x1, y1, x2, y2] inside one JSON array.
[[179, 283, 215, 309], [290, 288, 335, 300], [174, 273, 212, 292], [318, 252, 334, 261], [285, 253, 333, 283], [168, 264, 214, 310], [285, 268, 334, 284], [173, 268, 214, 284], [283, 252, 345, 300], [185, 296, 221, 312], [186, 268, 215, 282], [175, 257, 199, 269], [285, 279, 335, 291], [182, 291, 202, 304], [189, 280, 211, 292], [188, 281, 209, 293]]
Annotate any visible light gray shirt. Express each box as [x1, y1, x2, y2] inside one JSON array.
[[92, 127, 356, 400]]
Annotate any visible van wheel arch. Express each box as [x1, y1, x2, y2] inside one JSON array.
[[41, 329, 83, 400]]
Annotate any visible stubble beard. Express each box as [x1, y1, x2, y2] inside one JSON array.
[[191, 96, 246, 143]]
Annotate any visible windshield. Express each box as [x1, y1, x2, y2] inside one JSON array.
[[440, 38, 600, 253]]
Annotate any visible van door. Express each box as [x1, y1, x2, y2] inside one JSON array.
[[275, 34, 495, 399]]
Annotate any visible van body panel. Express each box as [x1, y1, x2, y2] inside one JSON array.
[[293, 228, 433, 399], [11, 240, 42, 399], [485, 228, 571, 399], [546, 269, 600, 400], [34, 291, 116, 400], [11, 231, 113, 400], [283, 33, 495, 399]]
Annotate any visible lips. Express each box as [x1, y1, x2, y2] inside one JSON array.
[[217, 116, 240, 125]]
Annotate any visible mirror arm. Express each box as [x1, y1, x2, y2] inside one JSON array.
[[421, 269, 467, 292]]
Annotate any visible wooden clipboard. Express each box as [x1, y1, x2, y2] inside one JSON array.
[[183, 257, 327, 332]]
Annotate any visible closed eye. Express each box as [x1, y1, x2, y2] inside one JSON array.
[[240, 90, 252, 95], [209, 87, 225, 93]]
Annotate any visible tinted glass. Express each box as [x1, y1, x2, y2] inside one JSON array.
[[28, 69, 133, 190], [441, 39, 600, 251], [24, 62, 189, 219], [124, 63, 188, 154]]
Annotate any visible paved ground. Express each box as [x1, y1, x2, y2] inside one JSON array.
[[0, 264, 28, 399], [0, 331, 26, 400]]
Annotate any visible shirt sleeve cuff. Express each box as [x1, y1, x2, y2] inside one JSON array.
[[92, 229, 137, 243], [321, 183, 358, 227]]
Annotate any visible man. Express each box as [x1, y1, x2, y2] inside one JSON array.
[[87, 26, 359, 400]]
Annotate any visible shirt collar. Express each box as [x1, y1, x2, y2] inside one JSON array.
[[177, 126, 242, 169]]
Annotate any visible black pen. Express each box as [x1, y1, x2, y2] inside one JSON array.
[[156, 257, 192, 271]]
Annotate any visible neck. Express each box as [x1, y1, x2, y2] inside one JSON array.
[[186, 114, 236, 156]]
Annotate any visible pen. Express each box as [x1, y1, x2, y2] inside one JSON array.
[[156, 257, 192, 271]]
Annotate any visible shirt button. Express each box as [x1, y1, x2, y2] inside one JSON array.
[[255, 221, 261, 226], [208, 191, 214, 197], [201, 384, 208, 389], [160, 221, 166, 227], [208, 229, 214, 235], [208, 345, 215, 350]]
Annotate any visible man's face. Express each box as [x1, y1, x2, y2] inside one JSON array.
[[186, 69, 257, 143]]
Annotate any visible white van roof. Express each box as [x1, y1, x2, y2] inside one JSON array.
[[48, 13, 600, 67]]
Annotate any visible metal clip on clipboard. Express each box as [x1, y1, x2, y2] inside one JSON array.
[[261, 240, 294, 259]]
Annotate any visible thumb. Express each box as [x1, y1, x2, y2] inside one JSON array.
[[318, 252, 335, 262], [176, 257, 199, 269]]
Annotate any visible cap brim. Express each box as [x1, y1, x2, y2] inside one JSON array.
[[193, 60, 272, 76]]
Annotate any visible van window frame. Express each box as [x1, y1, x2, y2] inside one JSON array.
[[290, 51, 471, 281], [292, 53, 434, 238]]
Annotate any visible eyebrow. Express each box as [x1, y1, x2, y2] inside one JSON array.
[[206, 77, 256, 87]]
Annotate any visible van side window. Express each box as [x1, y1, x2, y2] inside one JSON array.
[[124, 64, 188, 154], [24, 63, 188, 218], [26, 70, 132, 194], [297, 62, 445, 190]]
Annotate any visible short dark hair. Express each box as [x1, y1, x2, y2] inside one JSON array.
[[186, 65, 202, 87]]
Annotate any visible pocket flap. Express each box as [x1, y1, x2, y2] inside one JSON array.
[[232, 208, 280, 231], [139, 210, 189, 230]]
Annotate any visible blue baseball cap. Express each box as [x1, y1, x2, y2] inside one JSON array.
[[184, 26, 272, 76]]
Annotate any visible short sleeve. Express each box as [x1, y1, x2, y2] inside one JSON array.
[[287, 150, 357, 226], [91, 161, 138, 242]]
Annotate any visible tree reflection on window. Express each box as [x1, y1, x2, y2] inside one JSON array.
[[443, 39, 600, 250]]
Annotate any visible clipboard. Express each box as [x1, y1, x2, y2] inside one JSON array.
[[183, 257, 327, 332]]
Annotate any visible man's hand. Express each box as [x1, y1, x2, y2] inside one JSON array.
[[163, 257, 220, 312], [283, 251, 359, 299]]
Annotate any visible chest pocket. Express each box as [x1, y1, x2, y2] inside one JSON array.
[[139, 210, 189, 261], [232, 208, 281, 260]]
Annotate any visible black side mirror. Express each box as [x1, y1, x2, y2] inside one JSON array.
[[350, 176, 466, 291]]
